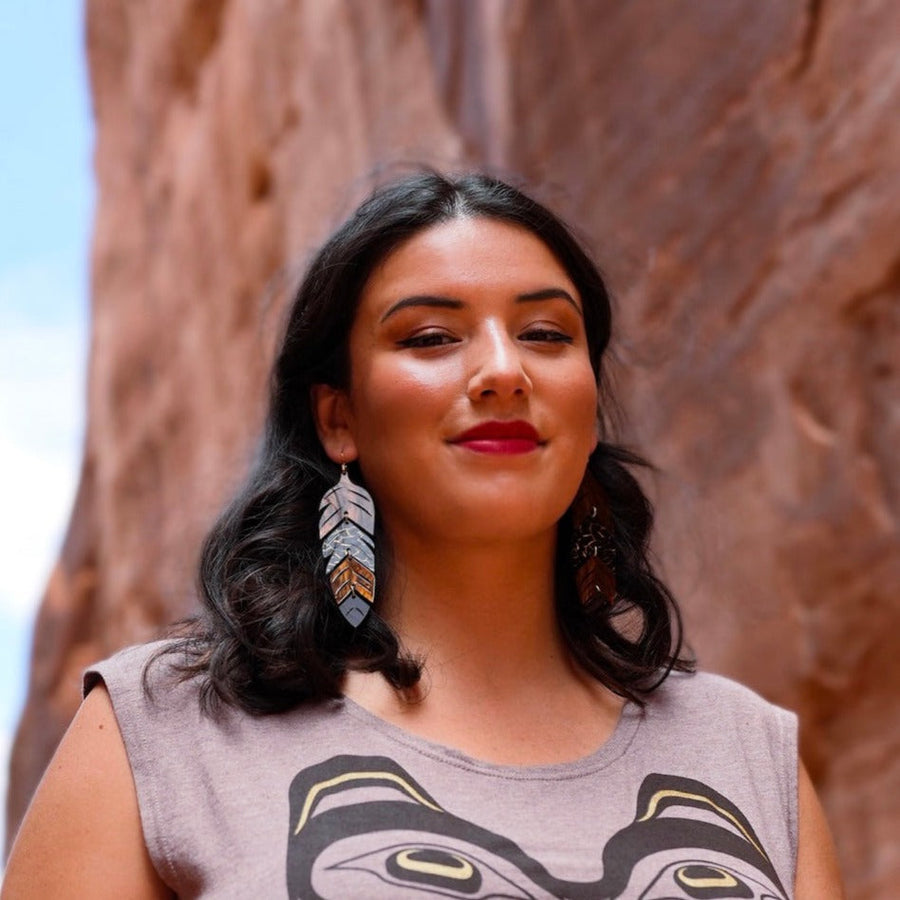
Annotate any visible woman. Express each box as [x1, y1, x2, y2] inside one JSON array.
[[3, 173, 843, 898]]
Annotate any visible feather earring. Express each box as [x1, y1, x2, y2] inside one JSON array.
[[318, 463, 376, 627], [570, 470, 617, 609]]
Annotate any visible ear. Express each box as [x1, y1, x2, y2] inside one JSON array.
[[310, 384, 357, 464]]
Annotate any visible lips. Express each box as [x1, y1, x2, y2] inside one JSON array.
[[450, 420, 541, 454]]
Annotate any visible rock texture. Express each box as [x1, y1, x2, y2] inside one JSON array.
[[7, 1, 898, 895]]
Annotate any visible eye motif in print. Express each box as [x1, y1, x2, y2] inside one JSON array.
[[286, 756, 788, 899]]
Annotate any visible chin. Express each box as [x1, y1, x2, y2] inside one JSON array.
[[444, 502, 569, 544]]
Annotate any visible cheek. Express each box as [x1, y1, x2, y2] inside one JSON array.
[[560, 368, 600, 444], [349, 355, 462, 437]]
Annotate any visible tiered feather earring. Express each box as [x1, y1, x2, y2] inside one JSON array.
[[318, 463, 376, 627], [570, 470, 617, 609]]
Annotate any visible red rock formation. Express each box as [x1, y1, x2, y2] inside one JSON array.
[[8, 1, 898, 895]]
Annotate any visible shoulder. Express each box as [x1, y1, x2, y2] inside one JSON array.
[[82, 640, 216, 810], [651, 668, 795, 718], [84, 638, 187, 695], [3, 678, 173, 898], [641, 670, 802, 889], [645, 669, 799, 801], [84, 639, 204, 724], [645, 669, 798, 762], [79, 641, 238, 887]]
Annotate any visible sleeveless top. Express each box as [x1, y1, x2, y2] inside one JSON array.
[[85, 641, 798, 899]]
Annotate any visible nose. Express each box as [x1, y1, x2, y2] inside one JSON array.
[[466, 324, 533, 402]]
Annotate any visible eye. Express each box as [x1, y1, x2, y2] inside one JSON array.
[[397, 330, 460, 349], [328, 841, 536, 898], [519, 326, 573, 344]]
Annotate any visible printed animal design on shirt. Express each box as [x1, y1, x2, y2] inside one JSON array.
[[286, 755, 788, 899]]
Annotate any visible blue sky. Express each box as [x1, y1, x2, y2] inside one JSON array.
[[0, 2, 91, 850]]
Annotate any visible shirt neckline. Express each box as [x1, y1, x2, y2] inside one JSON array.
[[337, 692, 645, 782]]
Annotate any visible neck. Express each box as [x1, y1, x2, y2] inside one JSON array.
[[342, 526, 625, 766], [377, 528, 568, 691]]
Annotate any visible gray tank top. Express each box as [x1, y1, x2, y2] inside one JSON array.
[[85, 642, 797, 899]]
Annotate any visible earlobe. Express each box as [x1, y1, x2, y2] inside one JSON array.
[[310, 384, 357, 463]]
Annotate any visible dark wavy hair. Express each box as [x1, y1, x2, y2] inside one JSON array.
[[159, 171, 693, 713]]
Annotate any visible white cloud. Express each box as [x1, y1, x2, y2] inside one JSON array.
[[0, 250, 86, 871], [0, 325, 85, 455], [0, 248, 87, 325], [0, 433, 79, 621], [0, 607, 35, 867], [0, 255, 87, 623], [0, 726, 10, 863]]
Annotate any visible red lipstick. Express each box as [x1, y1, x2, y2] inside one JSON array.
[[450, 420, 541, 454]]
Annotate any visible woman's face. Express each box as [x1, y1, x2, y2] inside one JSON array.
[[315, 217, 599, 548]]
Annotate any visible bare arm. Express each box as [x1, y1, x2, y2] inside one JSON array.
[[2, 684, 173, 899], [795, 760, 845, 900]]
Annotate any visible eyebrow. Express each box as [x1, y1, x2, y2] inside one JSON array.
[[380, 295, 463, 322], [380, 288, 582, 322], [516, 288, 582, 315]]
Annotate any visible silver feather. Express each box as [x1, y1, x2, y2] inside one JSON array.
[[318, 468, 376, 626]]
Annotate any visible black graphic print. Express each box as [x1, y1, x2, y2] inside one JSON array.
[[286, 756, 788, 899]]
